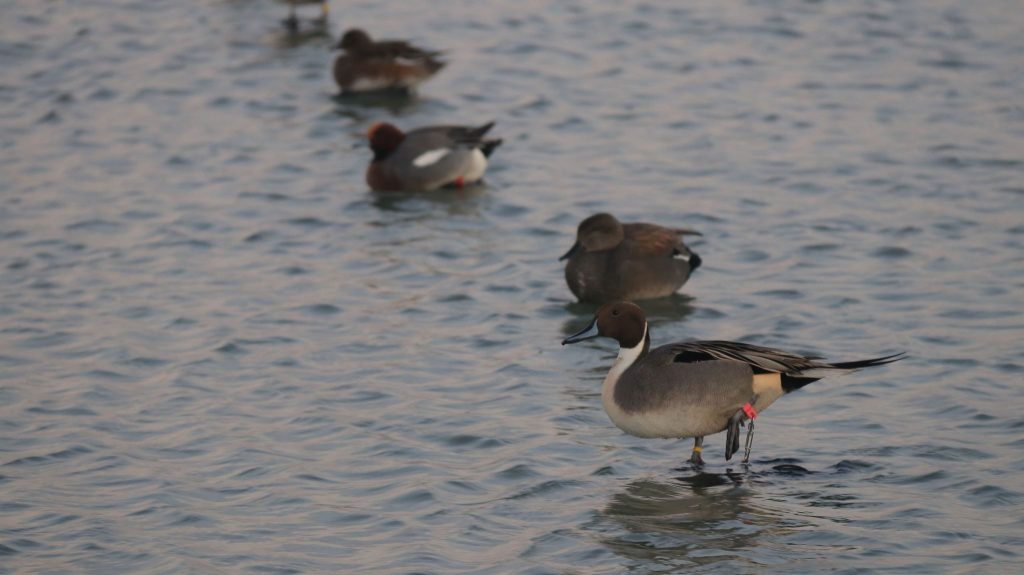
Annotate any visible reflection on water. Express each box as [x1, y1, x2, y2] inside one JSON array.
[[270, 22, 332, 50], [334, 90, 425, 115], [600, 474, 803, 570], [368, 184, 491, 215], [561, 294, 698, 336]]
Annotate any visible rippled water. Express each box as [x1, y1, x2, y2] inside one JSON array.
[[2, 0, 1023, 573]]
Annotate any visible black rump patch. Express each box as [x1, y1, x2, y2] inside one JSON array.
[[781, 375, 820, 393]]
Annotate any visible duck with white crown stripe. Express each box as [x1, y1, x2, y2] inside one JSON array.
[[562, 301, 904, 465], [363, 122, 502, 192]]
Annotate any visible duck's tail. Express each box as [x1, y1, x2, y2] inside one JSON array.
[[827, 352, 907, 370], [782, 352, 906, 392], [479, 138, 503, 158]]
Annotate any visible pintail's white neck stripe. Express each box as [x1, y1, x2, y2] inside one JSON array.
[[606, 323, 648, 385]]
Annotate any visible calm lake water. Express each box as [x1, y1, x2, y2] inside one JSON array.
[[2, 1, 1023, 573]]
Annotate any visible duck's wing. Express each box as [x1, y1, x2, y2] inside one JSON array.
[[407, 122, 499, 151], [665, 340, 904, 375], [623, 223, 701, 258], [365, 40, 444, 62]]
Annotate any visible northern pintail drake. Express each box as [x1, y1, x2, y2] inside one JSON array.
[[280, 0, 328, 30], [562, 302, 904, 465], [561, 213, 703, 304], [333, 28, 445, 94], [365, 121, 502, 192]]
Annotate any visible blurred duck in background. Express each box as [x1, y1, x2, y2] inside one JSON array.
[[280, 0, 328, 31], [363, 122, 502, 192], [561, 213, 703, 304], [333, 29, 445, 94]]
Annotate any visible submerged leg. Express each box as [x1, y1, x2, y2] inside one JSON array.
[[742, 420, 756, 464], [318, 0, 329, 22], [689, 436, 704, 466]]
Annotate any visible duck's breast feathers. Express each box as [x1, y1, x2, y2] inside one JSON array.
[[335, 56, 440, 91], [623, 223, 700, 258], [366, 162, 404, 192]]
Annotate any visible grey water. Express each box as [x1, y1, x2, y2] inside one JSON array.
[[1, 0, 1023, 573]]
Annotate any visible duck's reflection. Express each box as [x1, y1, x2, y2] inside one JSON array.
[[560, 294, 696, 337], [270, 20, 331, 49], [366, 184, 489, 215], [598, 473, 802, 568], [332, 90, 424, 116]]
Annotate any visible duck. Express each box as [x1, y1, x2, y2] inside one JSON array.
[[562, 301, 904, 465], [333, 28, 445, 94], [364, 121, 502, 192], [560, 213, 703, 304], [280, 0, 328, 31]]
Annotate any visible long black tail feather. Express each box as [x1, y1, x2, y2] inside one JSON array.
[[479, 138, 503, 158], [828, 352, 906, 370], [469, 121, 495, 139]]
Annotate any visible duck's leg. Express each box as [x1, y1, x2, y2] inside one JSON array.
[[742, 420, 756, 464], [689, 436, 704, 466], [318, 0, 329, 23], [725, 411, 743, 461], [284, 3, 299, 31]]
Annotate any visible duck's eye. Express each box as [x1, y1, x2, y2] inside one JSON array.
[[612, 309, 620, 316]]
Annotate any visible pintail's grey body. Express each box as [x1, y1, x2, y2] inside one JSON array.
[[563, 302, 904, 464]]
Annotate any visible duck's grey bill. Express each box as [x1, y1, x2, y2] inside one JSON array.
[[562, 318, 599, 345], [558, 242, 581, 261]]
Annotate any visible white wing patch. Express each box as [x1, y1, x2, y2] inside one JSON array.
[[412, 148, 451, 168]]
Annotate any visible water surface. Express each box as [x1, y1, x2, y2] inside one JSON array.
[[2, 0, 1023, 573]]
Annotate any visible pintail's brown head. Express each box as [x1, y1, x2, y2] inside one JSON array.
[[562, 301, 648, 349], [367, 122, 405, 160], [559, 212, 625, 261], [338, 28, 373, 51]]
